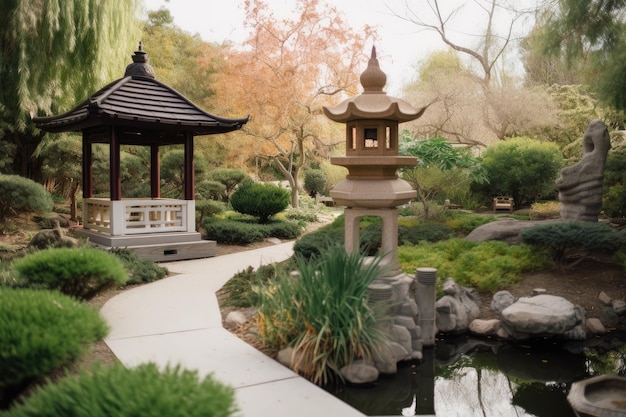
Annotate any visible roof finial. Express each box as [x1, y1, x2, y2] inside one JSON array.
[[371, 45, 377, 59], [124, 41, 156, 79]]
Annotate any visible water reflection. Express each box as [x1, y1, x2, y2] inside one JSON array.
[[323, 332, 626, 416]]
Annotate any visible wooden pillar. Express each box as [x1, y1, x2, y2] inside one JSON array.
[[150, 144, 160, 198], [82, 134, 93, 198], [110, 128, 122, 201], [184, 133, 194, 200]]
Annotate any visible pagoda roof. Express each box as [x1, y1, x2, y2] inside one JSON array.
[[33, 75, 248, 136]]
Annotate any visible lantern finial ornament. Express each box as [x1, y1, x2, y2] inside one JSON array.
[[360, 45, 386, 93]]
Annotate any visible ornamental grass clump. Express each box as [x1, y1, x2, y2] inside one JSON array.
[[3, 363, 237, 417], [254, 247, 392, 385], [0, 288, 108, 407], [12, 247, 128, 300]]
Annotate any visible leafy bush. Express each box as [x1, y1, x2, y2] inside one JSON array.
[[603, 152, 626, 218], [443, 211, 498, 235], [12, 247, 128, 300], [472, 137, 563, 207], [265, 221, 302, 239], [0, 288, 108, 405], [109, 248, 168, 285], [293, 217, 345, 260], [3, 363, 237, 417], [0, 175, 54, 220], [206, 168, 248, 202], [303, 169, 328, 196], [203, 219, 264, 244], [398, 239, 548, 293], [399, 222, 453, 244], [195, 199, 225, 227], [520, 221, 626, 269], [255, 247, 392, 385], [230, 181, 290, 223]]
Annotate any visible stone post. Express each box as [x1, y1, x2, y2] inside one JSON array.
[[415, 267, 437, 346]]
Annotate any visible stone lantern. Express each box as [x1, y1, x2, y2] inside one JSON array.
[[323, 47, 426, 277]]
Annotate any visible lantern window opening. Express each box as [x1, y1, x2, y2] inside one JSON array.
[[364, 127, 378, 148], [351, 126, 357, 150]]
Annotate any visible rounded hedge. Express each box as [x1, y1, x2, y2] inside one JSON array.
[[0, 175, 53, 220], [230, 181, 290, 223], [3, 363, 237, 417], [12, 247, 128, 301], [0, 288, 108, 398]]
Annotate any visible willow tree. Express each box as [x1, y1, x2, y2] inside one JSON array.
[[0, 0, 141, 179], [214, 0, 375, 208]]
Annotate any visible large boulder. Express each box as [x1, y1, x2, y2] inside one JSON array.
[[500, 294, 585, 340], [465, 219, 560, 244]]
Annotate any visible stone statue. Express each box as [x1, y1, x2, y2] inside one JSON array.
[[556, 119, 611, 221]]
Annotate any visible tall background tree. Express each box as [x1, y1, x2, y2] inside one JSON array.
[[212, 0, 375, 208], [395, 0, 559, 147], [0, 0, 142, 180]]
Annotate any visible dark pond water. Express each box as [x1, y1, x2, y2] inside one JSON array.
[[323, 332, 626, 416]]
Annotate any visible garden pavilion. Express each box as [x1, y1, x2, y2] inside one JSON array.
[[33, 43, 248, 261]]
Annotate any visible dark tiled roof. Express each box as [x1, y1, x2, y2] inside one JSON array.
[[33, 76, 248, 137]]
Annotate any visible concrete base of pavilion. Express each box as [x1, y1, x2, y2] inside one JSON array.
[[72, 229, 216, 262]]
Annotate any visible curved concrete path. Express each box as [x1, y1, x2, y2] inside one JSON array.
[[101, 242, 367, 417]]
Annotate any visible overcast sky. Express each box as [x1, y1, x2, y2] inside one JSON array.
[[142, 0, 540, 94]]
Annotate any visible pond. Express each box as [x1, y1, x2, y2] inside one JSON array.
[[323, 332, 626, 416]]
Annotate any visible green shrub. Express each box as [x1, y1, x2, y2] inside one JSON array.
[[303, 169, 328, 196], [444, 211, 498, 235], [3, 362, 237, 417], [203, 219, 264, 244], [12, 247, 128, 300], [293, 218, 345, 260], [0, 175, 54, 220], [206, 168, 248, 202], [472, 137, 563, 207], [109, 248, 168, 285], [520, 221, 626, 269], [195, 199, 226, 228], [221, 264, 281, 308], [0, 288, 108, 405], [195, 180, 226, 201], [230, 181, 290, 223], [265, 220, 302, 239], [602, 152, 626, 218], [399, 222, 453, 244], [398, 239, 548, 293], [255, 247, 392, 385]]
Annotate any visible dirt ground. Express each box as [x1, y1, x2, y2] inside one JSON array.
[[4, 214, 626, 375]]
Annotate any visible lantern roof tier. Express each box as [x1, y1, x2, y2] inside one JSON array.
[[323, 46, 426, 123]]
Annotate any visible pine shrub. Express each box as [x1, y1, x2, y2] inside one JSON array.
[[0, 288, 108, 405], [0, 175, 54, 220], [230, 181, 290, 223], [3, 363, 237, 417], [520, 221, 626, 268], [12, 247, 128, 300]]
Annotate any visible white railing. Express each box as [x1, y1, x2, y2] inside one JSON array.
[[83, 198, 194, 235]]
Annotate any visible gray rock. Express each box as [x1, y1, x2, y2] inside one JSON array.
[[277, 347, 294, 367], [585, 318, 606, 335], [556, 119, 611, 222], [29, 220, 80, 249], [469, 319, 501, 336], [224, 311, 248, 326], [394, 315, 416, 330], [598, 291, 613, 305], [390, 325, 413, 356], [372, 346, 397, 374], [491, 291, 515, 316], [600, 305, 619, 328], [388, 341, 411, 362], [613, 299, 626, 316], [435, 278, 481, 333], [500, 294, 584, 340], [465, 219, 561, 244], [340, 361, 379, 385]]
